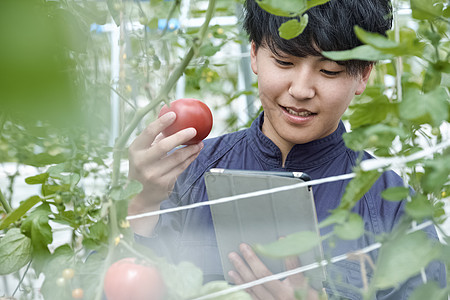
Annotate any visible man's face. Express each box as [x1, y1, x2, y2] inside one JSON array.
[[250, 42, 371, 152]]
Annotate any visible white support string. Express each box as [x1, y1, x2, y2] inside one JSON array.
[[126, 139, 450, 221], [192, 221, 434, 300], [124, 140, 448, 299], [360, 139, 450, 172], [126, 173, 356, 220]]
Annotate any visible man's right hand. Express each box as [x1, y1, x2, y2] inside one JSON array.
[[127, 111, 204, 236]]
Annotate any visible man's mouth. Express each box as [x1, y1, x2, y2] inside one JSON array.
[[283, 106, 315, 117]]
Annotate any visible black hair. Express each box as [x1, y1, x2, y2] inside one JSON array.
[[243, 0, 392, 75]]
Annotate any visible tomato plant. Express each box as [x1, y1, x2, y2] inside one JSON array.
[[103, 258, 166, 300], [158, 98, 213, 145]]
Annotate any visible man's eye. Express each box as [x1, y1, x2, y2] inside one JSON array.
[[321, 69, 341, 76], [275, 59, 293, 66]]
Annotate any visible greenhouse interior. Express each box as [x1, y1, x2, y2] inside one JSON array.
[[1, 0, 450, 299]]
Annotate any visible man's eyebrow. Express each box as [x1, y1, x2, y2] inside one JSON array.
[[317, 56, 346, 66], [317, 56, 335, 62]]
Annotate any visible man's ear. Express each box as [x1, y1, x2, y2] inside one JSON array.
[[355, 64, 373, 95], [250, 41, 258, 75]]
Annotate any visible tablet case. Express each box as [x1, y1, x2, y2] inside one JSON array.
[[204, 169, 326, 289]]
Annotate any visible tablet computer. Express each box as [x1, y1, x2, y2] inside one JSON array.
[[204, 168, 326, 289]]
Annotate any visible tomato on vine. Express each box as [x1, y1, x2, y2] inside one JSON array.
[[158, 98, 213, 145], [103, 258, 165, 300]]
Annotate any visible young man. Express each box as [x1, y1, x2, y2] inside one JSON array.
[[128, 0, 446, 298]]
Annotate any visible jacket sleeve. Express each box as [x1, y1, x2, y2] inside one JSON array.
[[133, 183, 184, 264]]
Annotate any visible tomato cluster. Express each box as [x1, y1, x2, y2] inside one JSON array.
[[103, 258, 166, 300], [158, 98, 213, 145]]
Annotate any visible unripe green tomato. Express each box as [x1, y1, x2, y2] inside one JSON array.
[[55, 195, 63, 205], [56, 277, 66, 287], [431, 127, 440, 136], [368, 135, 379, 146]]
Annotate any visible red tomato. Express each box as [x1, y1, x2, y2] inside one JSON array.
[[158, 98, 213, 145], [103, 258, 165, 300]]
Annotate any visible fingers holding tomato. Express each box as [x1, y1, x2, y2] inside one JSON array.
[[158, 98, 213, 145], [103, 257, 166, 300]]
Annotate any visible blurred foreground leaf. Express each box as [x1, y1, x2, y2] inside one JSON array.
[[279, 15, 309, 40], [254, 230, 321, 258], [0, 0, 85, 128], [372, 230, 441, 289]]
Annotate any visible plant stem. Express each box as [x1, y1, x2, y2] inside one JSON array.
[[0, 188, 12, 214], [12, 260, 32, 297], [101, 1, 217, 299], [160, 0, 181, 37], [110, 0, 216, 187]]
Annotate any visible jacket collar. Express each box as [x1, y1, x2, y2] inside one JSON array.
[[248, 112, 348, 169]]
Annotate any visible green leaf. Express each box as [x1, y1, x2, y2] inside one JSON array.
[[279, 15, 309, 40], [110, 180, 143, 201], [372, 231, 441, 289], [0, 196, 43, 230], [76, 251, 108, 300], [354, 26, 399, 49], [256, 0, 307, 17], [409, 281, 448, 300], [254, 230, 321, 258], [405, 194, 434, 221], [319, 209, 349, 228], [343, 124, 407, 152], [199, 42, 222, 57], [306, 0, 331, 10], [444, 7, 450, 18], [322, 45, 393, 61], [48, 163, 81, 186], [399, 87, 449, 126], [256, 0, 330, 17], [82, 221, 109, 250], [23, 153, 67, 167], [149, 17, 159, 30], [21, 203, 53, 273], [339, 169, 381, 210], [52, 210, 77, 227], [423, 65, 442, 93], [421, 155, 450, 193], [411, 0, 445, 20], [25, 173, 49, 185], [40, 245, 76, 300], [333, 213, 364, 240], [0, 228, 32, 275], [348, 92, 394, 129], [381, 187, 410, 201]]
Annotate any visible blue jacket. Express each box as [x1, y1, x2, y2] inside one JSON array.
[[137, 113, 445, 299]]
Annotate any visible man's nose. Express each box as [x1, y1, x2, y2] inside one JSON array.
[[288, 71, 316, 100]]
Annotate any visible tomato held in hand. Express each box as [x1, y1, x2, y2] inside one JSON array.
[[103, 258, 166, 300], [158, 98, 213, 145]]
